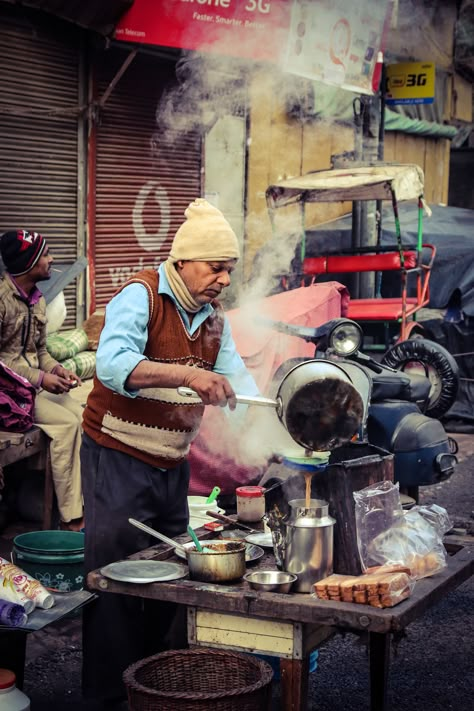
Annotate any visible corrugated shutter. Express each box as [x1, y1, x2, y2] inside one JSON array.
[[0, 6, 82, 328], [93, 51, 202, 309]]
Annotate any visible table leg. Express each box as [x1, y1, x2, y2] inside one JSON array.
[[42, 442, 54, 530], [0, 630, 27, 689], [280, 656, 310, 711], [369, 631, 390, 711]]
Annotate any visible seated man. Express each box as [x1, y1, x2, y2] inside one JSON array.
[[0, 229, 83, 531]]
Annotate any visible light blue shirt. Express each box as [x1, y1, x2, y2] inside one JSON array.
[[96, 263, 259, 404]]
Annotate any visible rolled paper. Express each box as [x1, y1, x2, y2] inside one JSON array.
[[0, 558, 54, 610], [0, 576, 35, 614], [0, 598, 28, 627]]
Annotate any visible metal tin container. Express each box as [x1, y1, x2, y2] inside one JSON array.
[[283, 499, 335, 593]]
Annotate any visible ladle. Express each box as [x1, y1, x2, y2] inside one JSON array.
[[128, 518, 188, 555]]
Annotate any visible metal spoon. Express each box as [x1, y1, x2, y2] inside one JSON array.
[[128, 518, 188, 555]]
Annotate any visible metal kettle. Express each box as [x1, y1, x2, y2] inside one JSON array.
[[278, 498, 335, 593]]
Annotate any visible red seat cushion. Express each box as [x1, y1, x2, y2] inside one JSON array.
[[303, 251, 417, 275], [348, 297, 424, 321]]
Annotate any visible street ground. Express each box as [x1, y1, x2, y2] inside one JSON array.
[[1, 433, 472, 710]]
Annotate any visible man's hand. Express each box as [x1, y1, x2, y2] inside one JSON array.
[[183, 370, 237, 409], [42, 372, 77, 394], [53, 365, 82, 388]]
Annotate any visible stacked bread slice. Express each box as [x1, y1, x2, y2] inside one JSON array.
[[314, 565, 413, 608]]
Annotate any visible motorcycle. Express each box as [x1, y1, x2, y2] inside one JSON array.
[[260, 316, 459, 499]]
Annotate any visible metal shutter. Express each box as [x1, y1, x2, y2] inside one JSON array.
[[0, 7, 82, 327], [92, 50, 202, 310]]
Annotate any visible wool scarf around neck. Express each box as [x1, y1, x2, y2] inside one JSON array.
[[163, 258, 202, 314]]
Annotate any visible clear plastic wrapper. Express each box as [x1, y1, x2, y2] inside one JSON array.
[[409, 503, 452, 537], [0, 576, 36, 613], [353, 481, 404, 570], [354, 481, 448, 580], [0, 557, 54, 609], [0, 598, 28, 627]]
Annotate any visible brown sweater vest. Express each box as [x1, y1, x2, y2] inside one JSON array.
[[82, 269, 224, 468]]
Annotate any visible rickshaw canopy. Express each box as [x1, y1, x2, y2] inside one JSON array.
[[266, 164, 425, 208]]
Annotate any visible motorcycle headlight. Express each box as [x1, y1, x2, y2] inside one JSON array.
[[329, 321, 363, 356]]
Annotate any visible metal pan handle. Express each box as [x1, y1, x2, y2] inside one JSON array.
[[177, 386, 278, 408]]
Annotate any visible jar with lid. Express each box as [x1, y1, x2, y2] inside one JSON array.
[[0, 669, 30, 710], [236, 486, 265, 523]]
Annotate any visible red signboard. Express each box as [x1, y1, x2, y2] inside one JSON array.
[[115, 0, 291, 63], [115, 0, 392, 94]]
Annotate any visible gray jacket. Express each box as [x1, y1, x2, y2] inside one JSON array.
[[0, 273, 58, 388]]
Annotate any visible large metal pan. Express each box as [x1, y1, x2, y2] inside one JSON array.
[[186, 541, 246, 583], [128, 519, 246, 583], [178, 359, 364, 452]]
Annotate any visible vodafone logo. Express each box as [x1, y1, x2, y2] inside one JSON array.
[[132, 181, 171, 252], [108, 182, 171, 288]]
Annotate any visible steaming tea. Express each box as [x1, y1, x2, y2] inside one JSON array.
[[304, 470, 313, 509]]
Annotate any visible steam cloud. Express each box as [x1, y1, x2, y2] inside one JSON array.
[[152, 51, 334, 477]]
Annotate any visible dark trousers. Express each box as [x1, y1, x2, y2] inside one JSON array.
[[80, 433, 190, 702]]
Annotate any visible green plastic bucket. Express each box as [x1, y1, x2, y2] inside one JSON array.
[[12, 530, 85, 592]]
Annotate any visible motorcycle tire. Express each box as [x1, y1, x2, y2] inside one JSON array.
[[381, 338, 459, 419]]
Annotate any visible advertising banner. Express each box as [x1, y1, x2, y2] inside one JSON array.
[[114, 0, 291, 63], [386, 61, 436, 105], [283, 0, 392, 94], [115, 0, 392, 94]]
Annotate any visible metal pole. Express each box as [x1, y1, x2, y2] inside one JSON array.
[[351, 98, 363, 297]]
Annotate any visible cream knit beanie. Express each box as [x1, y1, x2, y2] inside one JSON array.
[[169, 198, 240, 263]]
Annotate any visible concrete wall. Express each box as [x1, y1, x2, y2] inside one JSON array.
[[204, 114, 246, 307]]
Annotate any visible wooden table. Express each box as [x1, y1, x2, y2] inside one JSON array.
[[87, 536, 473, 711], [0, 427, 54, 530]]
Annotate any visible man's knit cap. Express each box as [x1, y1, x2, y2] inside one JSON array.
[[169, 199, 239, 263], [0, 230, 47, 276]]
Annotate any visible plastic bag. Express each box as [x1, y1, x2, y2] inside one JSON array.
[[354, 481, 448, 580], [353, 480, 405, 570], [409, 503, 452, 538]]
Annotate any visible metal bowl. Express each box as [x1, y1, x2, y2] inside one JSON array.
[[243, 570, 297, 593]]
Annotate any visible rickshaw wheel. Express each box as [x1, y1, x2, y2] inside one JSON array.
[[381, 338, 459, 419]]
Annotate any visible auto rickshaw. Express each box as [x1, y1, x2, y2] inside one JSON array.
[[266, 163, 435, 346], [264, 162, 459, 414]]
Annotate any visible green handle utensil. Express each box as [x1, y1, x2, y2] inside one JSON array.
[[205, 486, 221, 505], [187, 524, 212, 553]]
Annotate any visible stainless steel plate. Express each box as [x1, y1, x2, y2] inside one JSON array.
[[100, 560, 188, 584], [174, 541, 264, 564], [245, 533, 274, 548]]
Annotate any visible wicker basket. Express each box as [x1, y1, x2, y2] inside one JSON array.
[[123, 647, 274, 711]]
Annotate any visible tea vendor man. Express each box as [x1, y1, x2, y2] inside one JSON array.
[[81, 199, 259, 709]]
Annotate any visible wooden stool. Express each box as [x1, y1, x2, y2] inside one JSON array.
[[0, 427, 54, 530]]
